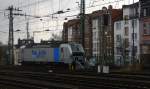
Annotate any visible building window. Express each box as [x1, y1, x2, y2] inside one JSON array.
[[144, 9, 147, 16], [93, 32, 97, 40], [132, 33, 137, 40], [68, 27, 73, 41], [142, 46, 150, 54], [116, 22, 121, 30], [116, 56, 122, 65], [124, 27, 129, 36], [134, 20, 137, 27], [116, 35, 121, 42], [134, 46, 137, 53], [77, 30, 80, 34], [124, 15, 129, 24], [116, 48, 122, 55], [68, 27, 72, 35], [124, 15, 129, 20], [135, 8, 139, 16], [143, 22, 150, 35], [72, 29, 76, 34], [124, 38, 129, 48]]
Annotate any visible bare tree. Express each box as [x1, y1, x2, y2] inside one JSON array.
[[50, 33, 62, 41]]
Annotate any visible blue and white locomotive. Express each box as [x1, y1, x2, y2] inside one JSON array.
[[20, 42, 86, 70]]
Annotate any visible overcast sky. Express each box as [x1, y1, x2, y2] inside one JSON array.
[[0, 0, 138, 44]]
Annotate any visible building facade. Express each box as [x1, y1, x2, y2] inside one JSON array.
[[139, 0, 150, 66], [62, 1, 150, 67], [140, 0, 150, 17], [91, 6, 122, 65], [140, 18, 150, 66], [63, 19, 81, 43], [114, 3, 141, 66], [114, 19, 140, 66]]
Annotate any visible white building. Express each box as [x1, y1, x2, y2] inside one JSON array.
[[114, 19, 140, 66], [91, 6, 122, 65], [92, 19, 100, 59], [114, 3, 140, 66]]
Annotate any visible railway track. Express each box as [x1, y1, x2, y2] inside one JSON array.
[[1, 65, 150, 89], [0, 70, 150, 89], [0, 71, 78, 89]]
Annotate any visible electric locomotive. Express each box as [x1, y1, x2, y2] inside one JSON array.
[[20, 42, 86, 70]]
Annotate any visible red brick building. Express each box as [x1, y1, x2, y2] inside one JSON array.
[[139, 0, 150, 66], [140, 17, 150, 65], [63, 19, 81, 43], [62, 15, 92, 59]]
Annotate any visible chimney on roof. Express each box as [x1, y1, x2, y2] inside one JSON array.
[[108, 5, 113, 10], [102, 6, 107, 11]]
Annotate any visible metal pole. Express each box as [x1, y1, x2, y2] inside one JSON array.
[[102, 16, 105, 66], [8, 6, 14, 65], [26, 21, 30, 39], [80, 0, 85, 48], [33, 32, 35, 41], [132, 0, 135, 64], [25, 14, 30, 40]]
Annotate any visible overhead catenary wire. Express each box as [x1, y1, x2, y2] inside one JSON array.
[[0, 0, 131, 44], [18, 0, 49, 8], [0, 31, 7, 33], [1, 0, 126, 29], [0, 0, 125, 27], [16, 0, 124, 18], [2, 0, 125, 22], [10, 14, 73, 27]]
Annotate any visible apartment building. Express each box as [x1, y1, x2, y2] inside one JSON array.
[[139, 0, 150, 66], [114, 3, 140, 66], [91, 5, 122, 65]]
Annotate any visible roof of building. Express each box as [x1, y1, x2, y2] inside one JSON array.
[[123, 2, 139, 8], [91, 8, 122, 18], [64, 14, 91, 27]]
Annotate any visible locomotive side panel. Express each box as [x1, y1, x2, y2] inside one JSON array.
[[22, 48, 60, 63], [53, 48, 61, 63]]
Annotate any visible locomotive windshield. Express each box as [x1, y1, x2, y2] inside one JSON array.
[[70, 44, 84, 53]]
